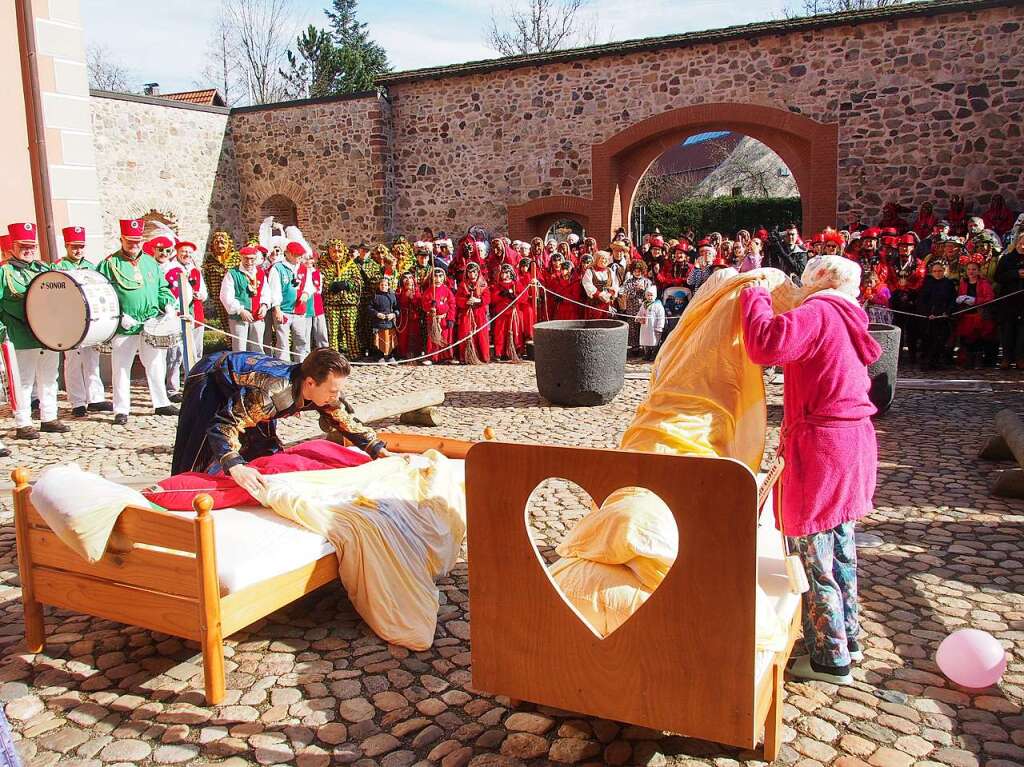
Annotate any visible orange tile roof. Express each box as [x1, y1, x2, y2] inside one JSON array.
[[160, 89, 225, 106]]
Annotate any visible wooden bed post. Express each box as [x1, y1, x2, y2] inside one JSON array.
[[11, 468, 45, 654], [763, 662, 783, 761], [193, 494, 225, 705]]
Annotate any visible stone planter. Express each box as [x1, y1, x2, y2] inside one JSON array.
[[533, 319, 628, 406], [868, 323, 901, 415]]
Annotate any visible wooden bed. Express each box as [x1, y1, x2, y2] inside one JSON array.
[[11, 432, 475, 705], [465, 442, 800, 761]]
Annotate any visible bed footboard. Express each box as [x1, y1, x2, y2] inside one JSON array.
[[11, 470, 226, 703]]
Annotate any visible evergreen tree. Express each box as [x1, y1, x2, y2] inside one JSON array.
[[281, 25, 340, 99], [325, 0, 390, 92]]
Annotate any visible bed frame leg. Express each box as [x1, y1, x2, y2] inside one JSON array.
[[762, 662, 783, 762], [11, 469, 45, 653], [193, 494, 225, 705]]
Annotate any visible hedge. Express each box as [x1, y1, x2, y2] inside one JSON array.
[[637, 196, 802, 239]]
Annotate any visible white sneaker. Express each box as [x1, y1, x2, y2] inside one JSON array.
[[788, 656, 852, 686]]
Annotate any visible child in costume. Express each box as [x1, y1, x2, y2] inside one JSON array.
[[637, 285, 665, 361], [368, 277, 399, 363]]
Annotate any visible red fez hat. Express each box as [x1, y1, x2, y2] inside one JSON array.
[[62, 226, 86, 245], [8, 222, 37, 244], [697, 239, 714, 249], [0, 235, 10, 252], [861, 227, 882, 239], [120, 218, 145, 240], [711, 257, 728, 267], [175, 240, 197, 251], [143, 236, 174, 256], [239, 245, 260, 256], [285, 241, 307, 256], [650, 235, 665, 248], [881, 227, 898, 236], [899, 233, 917, 245], [257, 245, 268, 255]]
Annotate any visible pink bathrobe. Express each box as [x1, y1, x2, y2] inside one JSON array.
[[741, 288, 881, 537]]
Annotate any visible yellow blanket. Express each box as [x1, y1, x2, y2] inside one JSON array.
[[552, 268, 804, 648], [260, 451, 466, 651]]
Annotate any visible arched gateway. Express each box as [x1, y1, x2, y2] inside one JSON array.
[[509, 103, 838, 241]]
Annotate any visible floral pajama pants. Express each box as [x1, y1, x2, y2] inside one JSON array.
[[791, 521, 860, 670]]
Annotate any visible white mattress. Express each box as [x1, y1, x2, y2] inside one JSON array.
[[169, 503, 334, 596]]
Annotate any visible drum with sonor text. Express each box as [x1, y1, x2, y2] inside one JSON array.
[[25, 269, 121, 351]]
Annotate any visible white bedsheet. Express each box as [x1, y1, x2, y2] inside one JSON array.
[[167, 504, 334, 596]]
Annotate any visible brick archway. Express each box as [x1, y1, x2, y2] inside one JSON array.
[[510, 103, 838, 241], [508, 195, 591, 242]]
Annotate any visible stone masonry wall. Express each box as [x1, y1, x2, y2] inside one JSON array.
[[90, 95, 239, 258], [382, 2, 1022, 235], [229, 96, 383, 247]]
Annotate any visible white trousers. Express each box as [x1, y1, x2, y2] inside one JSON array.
[[13, 348, 59, 427], [311, 314, 328, 349], [229, 318, 266, 353], [166, 326, 205, 394], [64, 346, 105, 409], [111, 334, 170, 415], [274, 314, 311, 362]]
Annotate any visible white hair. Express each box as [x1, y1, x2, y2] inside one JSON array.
[[801, 255, 861, 297]]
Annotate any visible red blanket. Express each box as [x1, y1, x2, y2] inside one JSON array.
[[145, 439, 371, 510]]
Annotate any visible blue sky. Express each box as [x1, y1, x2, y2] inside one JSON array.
[[80, 0, 789, 94]]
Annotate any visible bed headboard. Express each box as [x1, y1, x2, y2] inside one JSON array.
[[465, 442, 761, 748]]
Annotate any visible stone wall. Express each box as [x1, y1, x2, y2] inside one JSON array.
[[379, 0, 1022, 236], [90, 94, 239, 258], [229, 95, 384, 247]]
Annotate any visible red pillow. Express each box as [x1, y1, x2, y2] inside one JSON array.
[[145, 439, 371, 510]]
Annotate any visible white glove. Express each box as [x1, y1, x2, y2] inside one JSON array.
[[163, 305, 177, 319], [963, 295, 976, 306], [120, 314, 139, 331], [955, 295, 967, 304]]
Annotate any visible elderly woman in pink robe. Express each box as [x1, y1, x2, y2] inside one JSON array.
[[741, 256, 881, 686]]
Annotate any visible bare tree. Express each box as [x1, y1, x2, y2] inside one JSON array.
[[86, 44, 134, 93], [785, 0, 904, 17], [200, 10, 241, 105], [487, 0, 592, 56], [202, 0, 295, 106], [706, 140, 775, 198]]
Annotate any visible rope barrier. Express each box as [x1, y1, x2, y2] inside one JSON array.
[[880, 287, 1024, 320], [189, 284, 533, 366]]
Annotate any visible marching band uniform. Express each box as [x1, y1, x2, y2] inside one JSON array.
[[268, 242, 314, 361], [220, 246, 270, 352], [0, 223, 66, 439], [164, 240, 208, 394], [98, 218, 178, 424], [170, 351, 385, 475], [56, 226, 111, 417]]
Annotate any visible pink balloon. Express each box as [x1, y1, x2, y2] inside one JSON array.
[[936, 629, 1008, 689]]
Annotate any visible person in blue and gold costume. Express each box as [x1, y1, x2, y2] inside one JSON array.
[[170, 347, 390, 495]]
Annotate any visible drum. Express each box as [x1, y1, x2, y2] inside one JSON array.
[[25, 269, 120, 351], [142, 314, 181, 349]]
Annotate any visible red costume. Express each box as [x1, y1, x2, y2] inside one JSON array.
[[878, 202, 907, 233], [518, 262, 538, 339], [488, 240, 517, 283], [982, 195, 1017, 236], [547, 272, 583, 320], [454, 273, 491, 364], [396, 284, 423, 359], [421, 281, 456, 363], [491, 272, 526, 359], [956, 276, 996, 342], [911, 205, 937, 239], [946, 195, 969, 237]]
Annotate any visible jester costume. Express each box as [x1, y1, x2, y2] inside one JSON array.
[[391, 237, 415, 276], [355, 253, 383, 355], [203, 231, 240, 329], [170, 350, 385, 475], [320, 242, 364, 356]]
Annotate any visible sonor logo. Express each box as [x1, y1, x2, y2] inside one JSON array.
[[39, 281, 67, 290]]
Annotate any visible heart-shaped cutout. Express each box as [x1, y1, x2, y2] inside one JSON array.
[[525, 478, 678, 639]]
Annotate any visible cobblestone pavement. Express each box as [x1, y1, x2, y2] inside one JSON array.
[[0, 361, 1022, 767]]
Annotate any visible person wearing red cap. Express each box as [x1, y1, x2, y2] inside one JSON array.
[[0, 223, 68, 439], [0, 235, 12, 264], [221, 245, 270, 353], [56, 226, 112, 418], [163, 240, 209, 400], [97, 218, 179, 425], [267, 239, 314, 361]]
